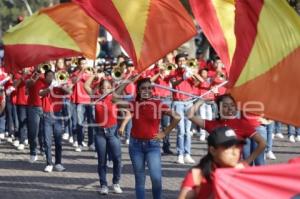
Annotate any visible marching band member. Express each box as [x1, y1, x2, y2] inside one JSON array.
[[84, 72, 123, 195], [26, 67, 45, 163], [187, 94, 266, 165], [0, 68, 9, 142], [165, 53, 197, 164], [39, 70, 71, 172], [119, 77, 180, 199], [13, 69, 30, 150], [178, 126, 246, 199]]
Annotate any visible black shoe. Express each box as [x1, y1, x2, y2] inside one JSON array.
[[163, 149, 174, 155]]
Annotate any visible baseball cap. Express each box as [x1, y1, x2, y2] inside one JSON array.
[[207, 126, 246, 147]]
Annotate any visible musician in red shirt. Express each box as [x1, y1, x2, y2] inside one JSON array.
[[39, 70, 71, 173]]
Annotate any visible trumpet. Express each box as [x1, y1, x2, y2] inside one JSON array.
[[84, 66, 94, 73], [186, 58, 198, 68], [38, 64, 52, 73], [163, 63, 176, 71], [111, 66, 124, 81], [55, 71, 69, 83]]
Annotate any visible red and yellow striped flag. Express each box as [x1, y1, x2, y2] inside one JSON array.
[[74, 0, 197, 72], [191, 0, 300, 126], [3, 2, 99, 70]]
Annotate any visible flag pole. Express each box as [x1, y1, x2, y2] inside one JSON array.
[[22, 0, 33, 16]]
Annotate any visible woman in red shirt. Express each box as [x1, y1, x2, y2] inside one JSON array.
[[187, 94, 266, 164], [119, 77, 180, 199], [178, 126, 246, 199]]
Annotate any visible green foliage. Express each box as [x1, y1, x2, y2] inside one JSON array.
[[0, 0, 58, 35]]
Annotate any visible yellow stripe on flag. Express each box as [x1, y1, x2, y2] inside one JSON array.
[[211, 0, 236, 64], [3, 13, 80, 52], [235, 0, 300, 87], [112, 0, 151, 61]]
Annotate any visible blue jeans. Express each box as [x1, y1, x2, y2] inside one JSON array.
[[129, 137, 162, 199], [94, 125, 121, 186], [287, 125, 300, 136], [173, 101, 192, 155], [62, 99, 72, 136], [274, 121, 282, 134], [161, 99, 171, 152], [266, 122, 275, 152], [43, 112, 63, 166], [0, 110, 5, 135], [27, 106, 44, 156], [243, 125, 267, 166], [76, 104, 95, 146], [5, 97, 19, 136], [124, 119, 132, 140], [16, 105, 28, 143]]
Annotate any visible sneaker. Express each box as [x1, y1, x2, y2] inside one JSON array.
[[54, 164, 66, 172], [13, 140, 20, 147], [62, 133, 69, 140], [296, 135, 300, 142], [266, 151, 276, 160], [24, 139, 28, 145], [75, 146, 82, 152], [289, 135, 296, 143], [17, 144, 25, 150], [163, 149, 174, 155], [272, 133, 275, 139], [5, 132, 9, 137], [199, 134, 206, 142], [125, 139, 130, 145], [73, 141, 78, 147], [112, 184, 123, 194], [69, 136, 74, 144], [275, 133, 284, 139], [7, 137, 13, 143], [176, 155, 185, 164], [0, 133, 5, 140], [44, 165, 53, 173], [99, 185, 109, 195], [29, 155, 38, 163], [88, 144, 95, 151], [107, 161, 113, 169], [184, 154, 195, 164], [82, 141, 87, 147]]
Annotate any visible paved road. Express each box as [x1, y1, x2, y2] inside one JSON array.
[[0, 131, 299, 199]]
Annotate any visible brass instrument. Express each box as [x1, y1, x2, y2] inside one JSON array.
[[186, 58, 198, 68], [111, 66, 124, 80], [38, 64, 52, 73], [164, 63, 176, 71], [84, 66, 94, 74], [55, 71, 69, 83]]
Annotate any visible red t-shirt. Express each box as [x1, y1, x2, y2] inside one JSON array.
[[15, 73, 29, 105], [181, 170, 213, 199], [204, 118, 257, 140], [41, 86, 65, 113], [70, 71, 91, 104], [153, 76, 171, 98], [199, 80, 215, 100], [95, 94, 118, 128], [165, 69, 194, 101], [131, 99, 169, 139], [27, 78, 46, 107]]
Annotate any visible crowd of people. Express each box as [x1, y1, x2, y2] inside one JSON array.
[[0, 50, 299, 199]]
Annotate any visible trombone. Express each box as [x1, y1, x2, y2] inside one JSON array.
[[38, 64, 52, 73], [111, 66, 124, 81], [55, 71, 69, 83], [186, 58, 198, 68]]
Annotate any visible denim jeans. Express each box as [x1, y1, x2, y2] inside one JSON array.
[[161, 99, 171, 152], [266, 122, 275, 152], [27, 106, 44, 156], [0, 111, 5, 135], [243, 125, 267, 166], [94, 125, 121, 186], [62, 98, 72, 137], [129, 137, 162, 199], [274, 121, 282, 134], [16, 105, 28, 144], [5, 96, 19, 136], [124, 119, 132, 140], [76, 104, 95, 146], [43, 112, 63, 166], [70, 102, 78, 139], [173, 101, 192, 155], [287, 125, 300, 136]]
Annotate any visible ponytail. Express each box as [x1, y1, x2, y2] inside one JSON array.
[[195, 153, 213, 181]]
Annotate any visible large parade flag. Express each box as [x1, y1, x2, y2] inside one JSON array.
[[189, 0, 236, 68], [214, 161, 300, 199], [3, 2, 99, 71], [191, 0, 300, 126], [74, 0, 197, 72]]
